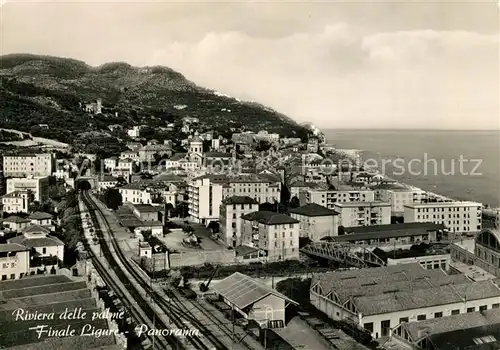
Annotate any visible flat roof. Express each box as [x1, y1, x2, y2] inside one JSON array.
[[405, 201, 482, 208], [452, 239, 475, 254], [211, 272, 298, 310], [333, 201, 390, 207], [449, 261, 496, 281]]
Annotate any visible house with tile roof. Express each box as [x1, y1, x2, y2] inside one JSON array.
[[8, 224, 64, 262], [289, 203, 339, 240], [241, 211, 300, 262], [2, 215, 31, 232]]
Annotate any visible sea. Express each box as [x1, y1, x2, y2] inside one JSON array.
[[323, 129, 500, 208]]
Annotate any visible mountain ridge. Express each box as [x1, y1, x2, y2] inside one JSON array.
[[0, 54, 309, 153]]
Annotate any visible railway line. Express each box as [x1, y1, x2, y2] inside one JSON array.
[[80, 191, 176, 350], [81, 191, 250, 350]]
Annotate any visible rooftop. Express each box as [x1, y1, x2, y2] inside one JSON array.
[[289, 203, 338, 217], [3, 216, 31, 223], [211, 272, 298, 310], [223, 196, 259, 205], [333, 201, 391, 208], [405, 201, 482, 208], [27, 211, 53, 220], [133, 204, 163, 213], [241, 211, 300, 225], [0, 243, 29, 253], [9, 234, 64, 247]]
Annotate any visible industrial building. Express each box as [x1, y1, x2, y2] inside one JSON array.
[[310, 263, 500, 339], [392, 308, 500, 349], [211, 272, 298, 328]]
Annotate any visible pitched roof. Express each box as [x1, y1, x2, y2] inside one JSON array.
[[3, 216, 31, 223], [241, 211, 299, 225], [0, 243, 29, 253], [289, 203, 338, 217], [169, 153, 187, 161], [223, 196, 259, 205], [9, 235, 64, 248], [28, 211, 53, 220], [23, 224, 51, 235], [211, 272, 298, 309], [133, 204, 163, 213]]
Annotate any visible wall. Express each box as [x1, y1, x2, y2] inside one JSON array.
[[0, 250, 29, 280], [169, 250, 236, 267], [248, 294, 286, 324], [35, 244, 64, 261], [387, 254, 450, 271], [291, 213, 338, 240]]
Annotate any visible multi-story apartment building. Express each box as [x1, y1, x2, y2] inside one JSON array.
[[3, 153, 54, 177], [300, 188, 376, 209], [334, 201, 391, 228], [373, 183, 427, 215], [103, 157, 118, 170], [241, 211, 300, 262], [0, 243, 30, 280], [119, 181, 177, 206], [289, 203, 339, 240], [404, 201, 482, 234], [6, 176, 50, 202], [219, 196, 259, 247], [223, 174, 281, 204], [188, 176, 225, 224], [1, 191, 31, 213]]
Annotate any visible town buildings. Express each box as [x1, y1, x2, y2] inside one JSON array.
[[6, 176, 50, 202], [241, 211, 300, 262], [289, 203, 339, 240], [9, 225, 64, 262], [3, 153, 54, 177], [188, 175, 225, 224], [1, 191, 30, 213], [219, 196, 259, 247], [333, 201, 391, 228], [373, 183, 426, 215], [300, 188, 376, 209], [404, 201, 482, 234], [0, 243, 30, 280], [310, 263, 500, 339]]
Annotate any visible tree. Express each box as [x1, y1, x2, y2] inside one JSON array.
[[278, 203, 287, 214], [183, 225, 194, 234], [289, 196, 300, 209], [176, 201, 189, 218], [103, 188, 122, 210], [116, 176, 127, 187], [256, 140, 272, 152], [338, 225, 345, 235], [259, 202, 275, 212], [280, 184, 291, 204]]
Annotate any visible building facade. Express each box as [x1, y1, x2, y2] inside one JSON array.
[[289, 203, 339, 240], [3, 153, 54, 177], [6, 176, 50, 202], [301, 189, 376, 209], [219, 196, 259, 247], [404, 201, 482, 234], [333, 201, 391, 228], [188, 176, 224, 224]]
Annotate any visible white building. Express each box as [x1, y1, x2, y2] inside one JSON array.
[[289, 203, 339, 240], [0, 243, 30, 280], [117, 158, 135, 172], [404, 201, 482, 234], [187, 175, 224, 224], [119, 150, 139, 161], [223, 174, 281, 204], [128, 126, 141, 138], [3, 153, 54, 177], [310, 263, 500, 339], [333, 201, 391, 228], [103, 157, 118, 170], [9, 224, 64, 262], [219, 196, 259, 247], [2, 216, 31, 231], [6, 176, 50, 202], [301, 188, 376, 209], [373, 183, 427, 215], [97, 175, 118, 192], [2, 191, 30, 214], [241, 211, 300, 262]]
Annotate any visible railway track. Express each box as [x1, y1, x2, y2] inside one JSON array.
[[80, 192, 177, 349], [82, 191, 233, 350]]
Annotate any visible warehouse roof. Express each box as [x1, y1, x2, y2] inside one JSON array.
[[354, 279, 500, 316], [211, 272, 298, 310]]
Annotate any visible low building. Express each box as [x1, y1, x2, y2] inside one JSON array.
[[97, 175, 118, 192], [2, 215, 31, 231], [404, 201, 482, 234], [310, 263, 500, 339], [289, 203, 339, 240], [131, 204, 165, 224], [387, 253, 451, 271], [28, 211, 53, 227], [9, 224, 64, 262], [211, 272, 298, 327], [333, 222, 446, 246], [451, 238, 476, 266], [473, 227, 500, 277], [334, 201, 391, 228], [219, 196, 259, 247], [241, 211, 300, 262], [0, 243, 30, 280], [392, 308, 500, 349]]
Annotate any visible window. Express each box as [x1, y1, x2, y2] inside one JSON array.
[[480, 305, 487, 312], [381, 320, 391, 337], [417, 314, 426, 321], [399, 317, 409, 323], [434, 312, 443, 318], [1, 275, 6, 281], [42, 248, 46, 254], [467, 307, 475, 313], [451, 309, 460, 315], [10, 274, 15, 279], [492, 304, 500, 309], [363, 322, 373, 333]]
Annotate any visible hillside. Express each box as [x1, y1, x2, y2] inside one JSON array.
[[0, 54, 308, 153]]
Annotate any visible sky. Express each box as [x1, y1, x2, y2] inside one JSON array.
[[1, 0, 499, 129]]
